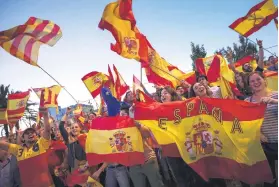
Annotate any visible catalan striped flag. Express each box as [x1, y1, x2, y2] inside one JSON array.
[[229, 0, 278, 37], [0, 17, 62, 66], [86, 116, 145, 166], [99, 0, 149, 66], [40, 85, 61, 110], [133, 75, 154, 102], [7, 91, 30, 124], [135, 98, 273, 184], [0, 108, 8, 124], [82, 71, 109, 98]]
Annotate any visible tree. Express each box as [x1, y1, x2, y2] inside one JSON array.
[[190, 42, 207, 70], [216, 35, 258, 63]]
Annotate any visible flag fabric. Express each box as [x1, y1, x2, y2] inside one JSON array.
[[31, 87, 44, 98], [229, 0, 278, 37], [233, 56, 258, 72], [101, 87, 120, 116], [0, 17, 62, 66], [99, 0, 149, 66], [82, 71, 109, 98], [0, 108, 8, 124], [113, 64, 129, 99], [40, 85, 61, 110], [86, 116, 145, 166], [7, 91, 30, 125], [108, 65, 117, 98], [135, 98, 273, 184], [133, 75, 154, 102]]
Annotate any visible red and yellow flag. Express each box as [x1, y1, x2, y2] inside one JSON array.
[[0, 17, 62, 66], [99, 0, 149, 65], [40, 85, 61, 109], [7, 91, 30, 124], [86, 116, 145, 166], [113, 64, 129, 99], [133, 75, 154, 103], [229, 0, 278, 37], [0, 108, 8, 124], [135, 98, 273, 184], [82, 71, 109, 98]]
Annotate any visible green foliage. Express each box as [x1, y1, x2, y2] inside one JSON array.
[[190, 42, 207, 70]]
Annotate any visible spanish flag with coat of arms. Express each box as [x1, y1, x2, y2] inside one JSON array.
[[135, 98, 273, 184], [86, 116, 145, 166], [7, 91, 30, 125]]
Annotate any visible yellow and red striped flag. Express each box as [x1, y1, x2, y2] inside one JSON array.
[[82, 71, 109, 98], [133, 75, 154, 102], [7, 91, 30, 125], [86, 116, 145, 166], [0, 17, 62, 66], [113, 64, 129, 99], [0, 108, 8, 124], [40, 85, 61, 109], [229, 0, 278, 37], [99, 0, 149, 66], [135, 98, 273, 184]]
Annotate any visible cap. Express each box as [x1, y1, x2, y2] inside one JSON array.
[[22, 128, 36, 137]]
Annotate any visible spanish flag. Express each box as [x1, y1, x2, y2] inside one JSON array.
[[99, 0, 149, 65], [135, 98, 273, 184], [86, 116, 145, 166], [0, 17, 62, 66], [133, 75, 154, 102], [113, 64, 129, 99], [40, 85, 61, 110], [7, 91, 30, 124], [108, 64, 117, 98], [82, 71, 109, 98], [229, 0, 278, 37], [0, 108, 8, 124]]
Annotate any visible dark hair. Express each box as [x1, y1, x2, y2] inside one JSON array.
[[160, 86, 182, 102], [196, 75, 208, 82], [268, 56, 274, 61], [235, 72, 252, 96], [247, 71, 265, 86], [189, 84, 197, 98], [176, 85, 183, 90], [120, 108, 129, 116], [123, 90, 132, 103]]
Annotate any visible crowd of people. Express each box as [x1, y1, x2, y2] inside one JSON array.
[[0, 40, 278, 187]]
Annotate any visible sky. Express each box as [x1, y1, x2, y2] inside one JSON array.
[[0, 0, 278, 110]]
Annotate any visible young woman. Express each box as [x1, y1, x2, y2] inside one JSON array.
[[245, 71, 278, 187]]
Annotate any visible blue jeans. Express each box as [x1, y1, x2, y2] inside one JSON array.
[[105, 165, 130, 187]]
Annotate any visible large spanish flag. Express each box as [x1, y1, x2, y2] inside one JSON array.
[[86, 116, 145, 166], [0, 17, 62, 66], [0, 108, 8, 124], [82, 71, 109, 98], [229, 0, 278, 37], [99, 0, 149, 65], [135, 98, 273, 184], [7, 91, 30, 124]]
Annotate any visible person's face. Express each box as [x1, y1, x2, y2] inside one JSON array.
[[176, 86, 184, 96], [56, 131, 62, 140], [120, 110, 128, 116], [89, 114, 96, 120], [269, 56, 276, 65], [198, 77, 208, 87], [71, 123, 81, 136], [243, 63, 253, 72], [249, 73, 266, 92], [235, 74, 244, 88], [23, 129, 38, 144], [193, 83, 207, 97], [126, 91, 134, 102], [161, 89, 172, 103]]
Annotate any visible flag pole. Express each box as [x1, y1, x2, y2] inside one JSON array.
[[37, 65, 79, 104], [140, 64, 143, 83]]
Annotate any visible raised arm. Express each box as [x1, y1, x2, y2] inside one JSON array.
[[59, 108, 71, 144], [40, 108, 51, 140], [256, 39, 264, 70]]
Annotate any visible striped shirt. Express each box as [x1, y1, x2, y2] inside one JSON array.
[[245, 92, 278, 143]]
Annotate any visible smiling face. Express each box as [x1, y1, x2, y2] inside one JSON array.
[[71, 123, 81, 137], [193, 83, 207, 97], [125, 91, 134, 103], [160, 88, 172, 103], [176, 86, 184, 96], [235, 73, 244, 88], [23, 129, 38, 144], [249, 73, 266, 93]]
